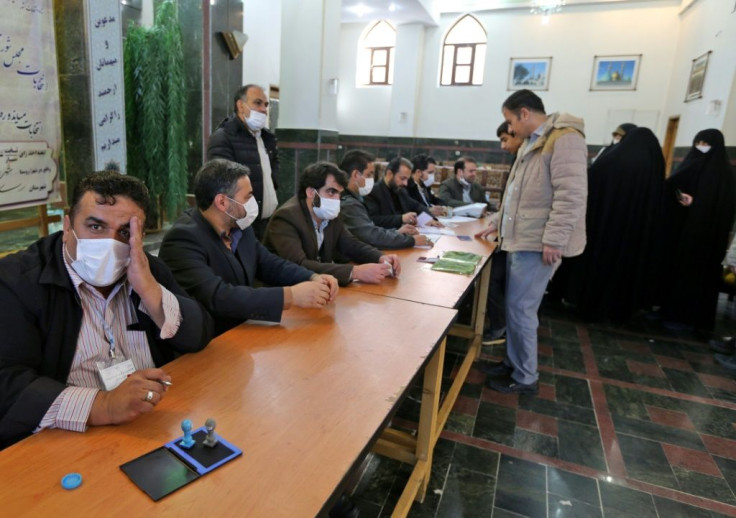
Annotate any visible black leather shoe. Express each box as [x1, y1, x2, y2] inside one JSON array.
[[486, 377, 539, 395], [709, 337, 735, 355], [482, 327, 506, 344], [478, 360, 513, 377], [714, 353, 736, 374], [329, 495, 359, 518]]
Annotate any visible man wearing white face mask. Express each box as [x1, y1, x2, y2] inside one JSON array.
[[159, 160, 338, 336], [264, 161, 402, 286], [0, 172, 214, 449], [406, 154, 447, 217], [207, 84, 279, 240], [339, 150, 431, 250], [439, 157, 491, 210]]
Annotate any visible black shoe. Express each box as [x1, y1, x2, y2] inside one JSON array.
[[329, 495, 359, 518], [714, 353, 736, 374], [486, 377, 539, 395], [478, 360, 513, 377], [482, 327, 506, 344], [709, 337, 735, 355]]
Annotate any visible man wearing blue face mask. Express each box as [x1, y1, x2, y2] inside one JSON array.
[[207, 84, 279, 240], [159, 159, 339, 337], [0, 171, 214, 449], [264, 161, 401, 286]]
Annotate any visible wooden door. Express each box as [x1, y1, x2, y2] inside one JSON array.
[[663, 116, 680, 178]]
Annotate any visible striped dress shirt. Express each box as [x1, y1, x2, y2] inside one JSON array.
[[36, 258, 181, 433]]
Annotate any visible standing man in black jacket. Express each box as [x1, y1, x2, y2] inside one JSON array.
[[208, 84, 279, 240], [0, 172, 213, 449]]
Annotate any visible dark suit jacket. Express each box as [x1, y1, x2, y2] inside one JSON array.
[[407, 177, 442, 208], [159, 209, 314, 336], [438, 176, 489, 208], [0, 232, 213, 449], [364, 180, 429, 229], [263, 196, 383, 286]]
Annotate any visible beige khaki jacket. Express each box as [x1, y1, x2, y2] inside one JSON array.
[[492, 112, 588, 257]]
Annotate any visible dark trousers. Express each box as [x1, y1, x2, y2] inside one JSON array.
[[487, 250, 507, 332]]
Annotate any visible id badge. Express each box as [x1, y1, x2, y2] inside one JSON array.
[[96, 356, 136, 391]]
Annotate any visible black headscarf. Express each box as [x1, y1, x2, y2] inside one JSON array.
[[659, 129, 736, 330], [593, 123, 638, 164], [568, 127, 665, 322]]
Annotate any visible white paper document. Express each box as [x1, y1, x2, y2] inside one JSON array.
[[451, 203, 487, 218], [416, 212, 434, 227]]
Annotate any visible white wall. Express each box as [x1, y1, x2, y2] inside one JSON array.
[[337, 23, 393, 135], [242, 0, 281, 91], [338, 1, 682, 145], [662, 0, 736, 146]]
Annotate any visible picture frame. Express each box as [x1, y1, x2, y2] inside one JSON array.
[[508, 57, 552, 91], [590, 54, 641, 91], [684, 51, 711, 102]]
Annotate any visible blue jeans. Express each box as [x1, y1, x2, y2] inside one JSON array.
[[504, 251, 556, 385]]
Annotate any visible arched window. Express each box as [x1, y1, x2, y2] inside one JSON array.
[[357, 20, 396, 86], [440, 15, 487, 86]]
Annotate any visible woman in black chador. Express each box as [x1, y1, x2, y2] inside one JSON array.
[[569, 127, 665, 323], [660, 129, 736, 331]]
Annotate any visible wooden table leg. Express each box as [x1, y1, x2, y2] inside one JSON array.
[[391, 337, 445, 517]]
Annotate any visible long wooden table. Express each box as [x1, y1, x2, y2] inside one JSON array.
[[350, 216, 496, 515], [0, 292, 456, 517]]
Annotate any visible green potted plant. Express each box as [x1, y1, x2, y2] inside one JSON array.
[[124, 0, 187, 228]]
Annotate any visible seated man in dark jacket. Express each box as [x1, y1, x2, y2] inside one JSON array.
[[159, 159, 338, 337], [339, 150, 431, 249], [439, 157, 490, 209], [264, 161, 401, 286], [406, 154, 447, 218], [0, 172, 214, 449], [364, 157, 441, 229]]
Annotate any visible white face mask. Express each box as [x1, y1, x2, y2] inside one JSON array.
[[358, 177, 374, 197], [67, 230, 130, 287], [696, 144, 711, 154], [459, 176, 470, 187], [227, 196, 259, 230], [312, 192, 341, 221], [423, 173, 435, 188], [612, 136, 622, 145], [245, 110, 267, 131]]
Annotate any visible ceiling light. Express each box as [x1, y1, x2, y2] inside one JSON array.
[[530, 0, 565, 17], [349, 3, 371, 17], [388, 2, 398, 12]]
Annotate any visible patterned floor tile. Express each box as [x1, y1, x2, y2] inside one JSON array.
[[646, 405, 697, 431], [661, 443, 723, 477], [617, 433, 679, 489], [701, 434, 736, 461], [599, 483, 657, 518], [516, 409, 558, 437], [547, 467, 600, 507]]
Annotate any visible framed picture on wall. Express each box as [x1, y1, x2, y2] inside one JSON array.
[[507, 57, 552, 91], [590, 54, 641, 91], [684, 51, 711, 102]]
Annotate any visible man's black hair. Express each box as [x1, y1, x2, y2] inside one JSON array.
[[387, 156, 413, 175], [70, 171, 150, 220], [298, 161, 349, 199], [454, 157, 476, 175], [194, 159, 250, 210], [339, 150, 376, 176], [411, 154, 437, 173], [502, 89, 546, 117]]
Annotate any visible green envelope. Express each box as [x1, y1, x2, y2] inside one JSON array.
[[431, 251, 483, 275]]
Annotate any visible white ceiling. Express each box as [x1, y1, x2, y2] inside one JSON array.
[[340, 0, 680, 25]]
